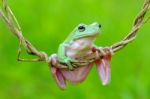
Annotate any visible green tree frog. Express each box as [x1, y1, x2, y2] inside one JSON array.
[[49, 22, 113, 89], [58, 22, 101, 70]]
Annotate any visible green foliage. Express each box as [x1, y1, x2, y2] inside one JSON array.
[[0, 0, 150, 99]]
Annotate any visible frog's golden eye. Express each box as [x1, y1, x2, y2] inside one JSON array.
[[78, 25, 85, 32]]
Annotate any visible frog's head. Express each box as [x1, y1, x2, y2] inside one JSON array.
[[71, 22, 101, 40]]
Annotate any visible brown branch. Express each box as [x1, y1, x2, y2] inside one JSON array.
[[0, 0, 49, 62], [0, 0, 150, 69]]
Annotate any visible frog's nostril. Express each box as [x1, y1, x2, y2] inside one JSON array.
[[98, 24, 102, 28]]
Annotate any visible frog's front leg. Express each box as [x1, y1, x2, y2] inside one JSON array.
[[58, 43, 74, 70]]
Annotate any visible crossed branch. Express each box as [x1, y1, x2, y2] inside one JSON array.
[[0, 0, 150, 69]]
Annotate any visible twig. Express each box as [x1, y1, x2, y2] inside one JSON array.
[[0, 0, 49, 63], [111, 0, 150, 52]]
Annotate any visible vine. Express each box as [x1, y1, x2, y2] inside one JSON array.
[[0, 0, 150, 69]]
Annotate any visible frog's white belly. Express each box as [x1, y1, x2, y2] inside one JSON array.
[[66, 38, 93, 59]]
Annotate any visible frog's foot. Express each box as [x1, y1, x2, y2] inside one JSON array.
[[95, 47, 113, 85], [48, 54, 67, 90], [62, 58, 74, 70], [51, 55, 82, 70], [98, 47, 114, 58]]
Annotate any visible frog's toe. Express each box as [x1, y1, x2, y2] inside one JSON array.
[[67, 64, 74, 70]]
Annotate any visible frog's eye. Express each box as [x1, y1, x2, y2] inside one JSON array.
[[78, 25, 85, 32]]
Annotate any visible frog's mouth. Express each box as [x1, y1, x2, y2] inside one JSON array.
[[74, 32, 100, 40]]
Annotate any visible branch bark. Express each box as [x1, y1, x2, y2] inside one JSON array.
[[0, 0, 150, 69]]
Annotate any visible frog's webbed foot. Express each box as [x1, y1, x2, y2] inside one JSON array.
[[60, 57, 75, 70], [97, 47, 114, 58], [62, 57, 79, 70]]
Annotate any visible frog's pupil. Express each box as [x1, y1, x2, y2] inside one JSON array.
[[78, 26, 85, 32]]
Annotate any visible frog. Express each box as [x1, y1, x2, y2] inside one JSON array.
[[57, 22, 101, 70], [49, 22, 113, 89]]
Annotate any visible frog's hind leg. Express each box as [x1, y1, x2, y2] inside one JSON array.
[[49, 54, 94, 88], [60, 63, 93, 84], [51, 67, 66, 90], [95, 54, 111, 85], [49, 54, 67, 90]]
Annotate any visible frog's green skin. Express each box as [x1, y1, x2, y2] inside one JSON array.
[[57, 22, 101, 70]]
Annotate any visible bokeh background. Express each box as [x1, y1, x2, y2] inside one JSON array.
[[0, 0, 150, 99]]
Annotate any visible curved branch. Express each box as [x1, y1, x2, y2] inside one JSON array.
[[111, 0, 150, 52], [0, 0, 150, 69], [0, 0, 48, 62]]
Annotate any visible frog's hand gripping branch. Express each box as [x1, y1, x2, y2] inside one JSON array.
[[57, 43, 74, 70], [0, 0, 49, 62]]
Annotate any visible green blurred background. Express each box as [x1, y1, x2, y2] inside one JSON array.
[[0, 0, 150, 99]]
